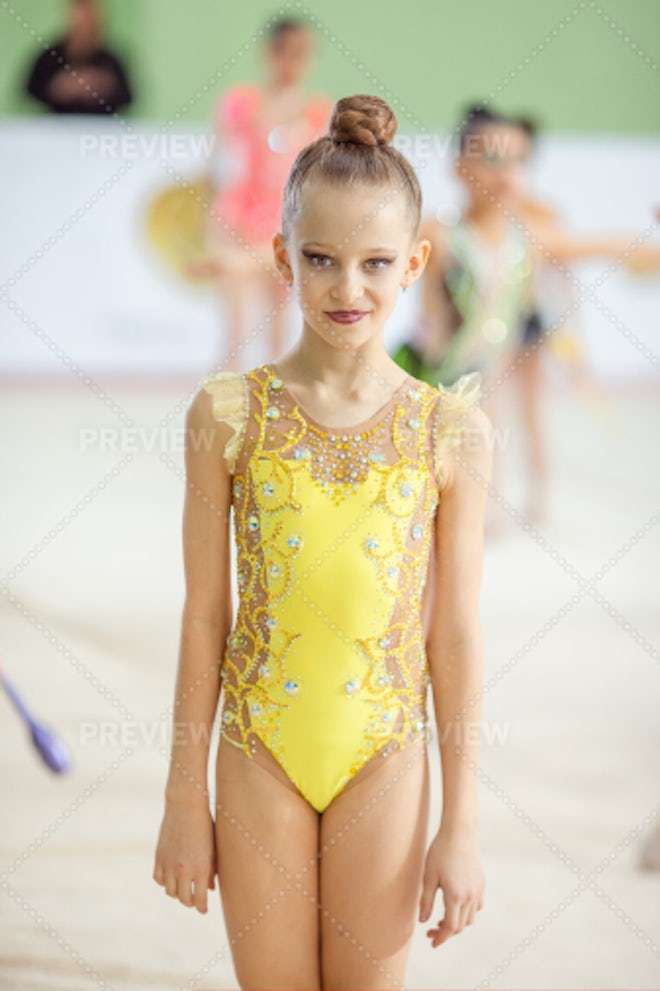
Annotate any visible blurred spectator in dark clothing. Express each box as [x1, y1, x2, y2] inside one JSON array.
[[24, 0, 132, 115]]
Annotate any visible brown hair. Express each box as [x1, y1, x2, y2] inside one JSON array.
[[281, 94, 422, 239]]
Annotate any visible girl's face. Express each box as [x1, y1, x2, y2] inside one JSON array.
[[456, 123, 529, 205], [274, 180, 429, 352], [265, 28, 314, 87]]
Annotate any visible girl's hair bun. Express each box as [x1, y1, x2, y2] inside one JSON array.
[[328, 94, 397, 147]]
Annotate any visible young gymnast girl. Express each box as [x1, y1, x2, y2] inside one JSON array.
[[394, 104, 660, 529], [153, 93, 493, 989], [191, 16, 331, 369]]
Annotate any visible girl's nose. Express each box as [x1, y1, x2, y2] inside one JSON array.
[[331, 269, 363, 304]]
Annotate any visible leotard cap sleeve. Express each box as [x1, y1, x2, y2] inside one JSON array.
[[199, 370, 248, 474], [432, 371, 483, 491]]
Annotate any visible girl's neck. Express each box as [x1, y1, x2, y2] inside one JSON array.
[[277, 334, 405, 393], [265, 79, 299, 96], [464, 201, 503, 227]]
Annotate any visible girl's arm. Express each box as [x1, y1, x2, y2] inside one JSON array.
[[419, 401, 493, 946], [153, 387, 234, 914], [528, 218, 660, 273]]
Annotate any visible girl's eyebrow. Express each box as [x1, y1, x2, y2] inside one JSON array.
[[301, 242, 333, 250], [301, 242, 399, 254]]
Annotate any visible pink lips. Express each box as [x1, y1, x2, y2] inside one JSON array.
[[326, 310, 368, 324]]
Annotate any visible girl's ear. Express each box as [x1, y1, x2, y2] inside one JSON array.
[[273, 232, 294, 284], [401, 237, 431, 289]]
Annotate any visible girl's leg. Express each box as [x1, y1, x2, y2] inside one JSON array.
[[319, 739, 430, 990], [518, 346, 548, 524], [213, 275, 246, 371], [207, 225, 259, 371], [215, 734, 321, 990]]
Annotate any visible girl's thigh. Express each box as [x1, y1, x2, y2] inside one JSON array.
[[319, 739, 431, 990], [214, 734, 321, 990]]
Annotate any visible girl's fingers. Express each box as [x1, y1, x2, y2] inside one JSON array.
[[428, 895, 475, 945], [159, 862, 214, 911], [164, 871, 178, 899], [418, 874, 438, 922], [442, 897, 462, 938], [429, 921, 452, 947], [459, 899, 474, 930], [426, 886, 485, 945], [177, 876, 194, 908], [193, 876, 208, 914]]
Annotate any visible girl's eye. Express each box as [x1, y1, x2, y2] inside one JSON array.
[[365, 258, 393, 270], [303, 253, 332, 268]]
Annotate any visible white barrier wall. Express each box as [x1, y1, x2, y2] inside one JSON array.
[[1, 117, 658, 382]]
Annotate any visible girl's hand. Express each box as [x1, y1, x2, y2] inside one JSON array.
[[622, 242, 660, 276], [153, 799, 217, 914], [418, 828, 484, 947]]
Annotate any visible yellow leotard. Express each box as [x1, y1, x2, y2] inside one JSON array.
[[200, 361, 481, 813]]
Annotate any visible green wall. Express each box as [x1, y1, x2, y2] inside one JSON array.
[[3, 0, 659, 132]]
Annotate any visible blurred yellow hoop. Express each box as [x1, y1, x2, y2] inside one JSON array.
[[545, 326, 622, 438], [144, 176, 215, 286], [545, 326, 582, 365]]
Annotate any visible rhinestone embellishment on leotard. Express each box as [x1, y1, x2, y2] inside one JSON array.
[[258, 367, 413, 502]]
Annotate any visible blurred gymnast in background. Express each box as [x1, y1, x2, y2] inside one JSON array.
[[393, 104, 660, 528], [192, 17, 332, 369]]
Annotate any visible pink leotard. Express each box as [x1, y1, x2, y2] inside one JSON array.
[[211, 82, 332, 243]]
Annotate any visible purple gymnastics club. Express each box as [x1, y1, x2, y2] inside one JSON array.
[[0, 664, 72, 773]]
